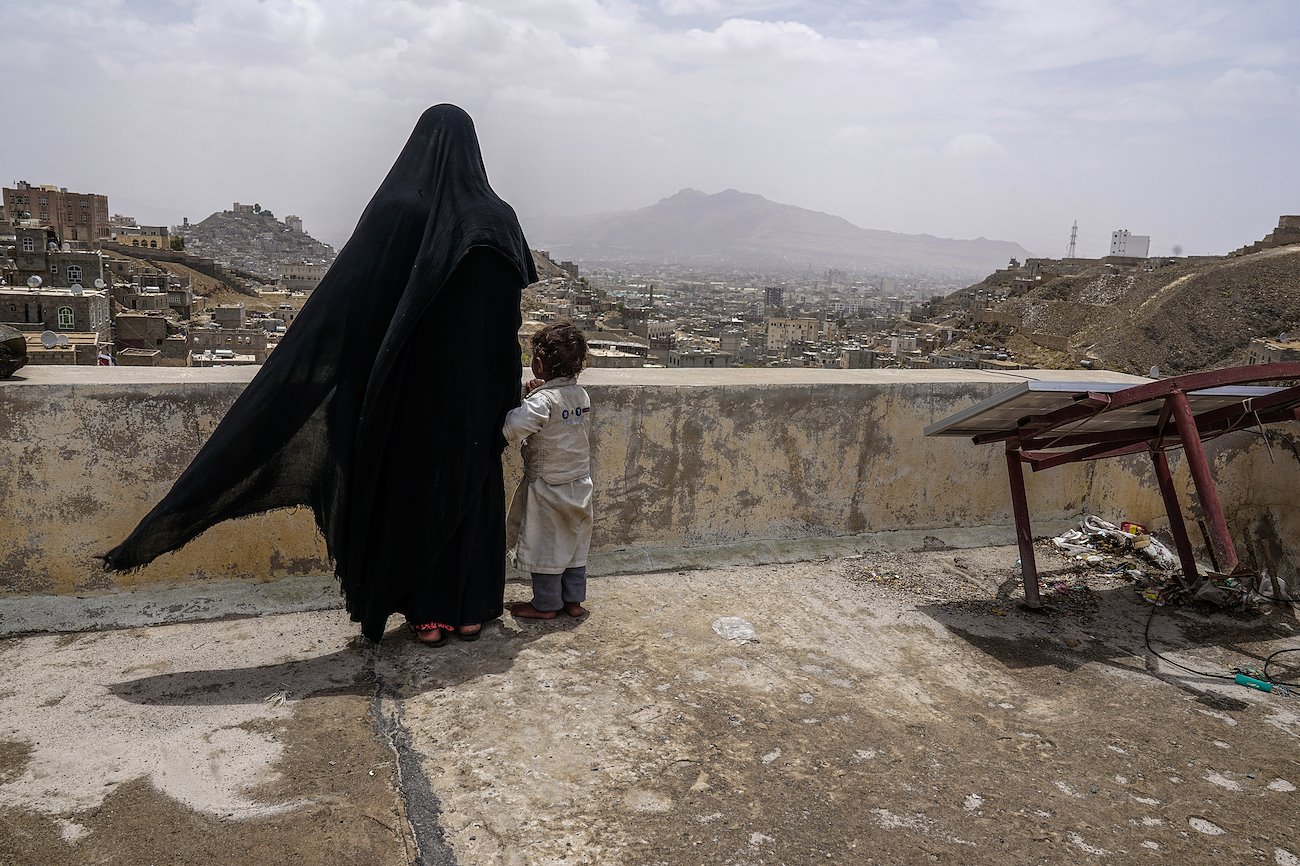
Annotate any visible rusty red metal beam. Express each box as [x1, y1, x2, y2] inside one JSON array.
[[1022, 440, 1150, 471], [1005, 445, 1042, 608], [1150, 448, 1201, 586], [1167, 390, 1239, 574], [1102, 362, 1300, 410]]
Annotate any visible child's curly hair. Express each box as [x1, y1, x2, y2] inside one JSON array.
[[531, 321, 587, 379]]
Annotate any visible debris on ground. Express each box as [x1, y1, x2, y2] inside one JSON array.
[[1052, 515, 1176, 572]]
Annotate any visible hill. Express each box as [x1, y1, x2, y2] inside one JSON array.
[[941, 245, 1300, 375], [524, 189, 1031, 279], [179, 207, 335, 280]]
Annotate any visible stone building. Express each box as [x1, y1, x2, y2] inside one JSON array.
[[0, 285, 111, 339], [1246, 335, 1300, 365], [2, 181, 109, 245], [113, 312, 191, 366], [667, 349, 731, 368], [1232, 216, 1300, 257], [6, 226, 107, 291], [765, 317, 819, 350], [190, 325, 268, 362], [0, 283, 112, 365], [278, 261, 328, 293], [213, 304, 246, 330], [111, 224, 171, 250]]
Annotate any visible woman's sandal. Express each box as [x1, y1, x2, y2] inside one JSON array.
[[408, 621, 450, 647]]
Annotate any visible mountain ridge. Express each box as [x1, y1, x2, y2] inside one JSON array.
[[524, 188, 1031, 278]]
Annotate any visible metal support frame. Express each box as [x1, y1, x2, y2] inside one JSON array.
[[1005, 446, 1042, 608], [1149, 447, 1201, 586], [974, 363, 1300, 601], [1166, 389, 1240, 574]]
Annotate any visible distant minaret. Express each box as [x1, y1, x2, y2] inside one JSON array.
[[649, 283, 654, 311], [1066, 220, 1078, 258]]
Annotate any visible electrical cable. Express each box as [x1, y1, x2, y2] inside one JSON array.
[[1142, 597, 1235, 681], [1143, 589, 1300, 687], [1263, 648, 1300, 688]]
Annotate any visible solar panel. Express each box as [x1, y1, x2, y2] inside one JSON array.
[[924, 379, 1289, 440]]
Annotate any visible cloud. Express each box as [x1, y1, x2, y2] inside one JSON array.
[[942, 132, 1007, 159], [1203, 67, 1300, 114], [1, 0, 1296, 256]]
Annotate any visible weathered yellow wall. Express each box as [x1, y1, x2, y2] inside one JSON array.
[[1, 368, 1293, 596], [1085, 437, 1300, 579]]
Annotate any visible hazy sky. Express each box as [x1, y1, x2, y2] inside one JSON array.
[[6, 0, 1298, 257]]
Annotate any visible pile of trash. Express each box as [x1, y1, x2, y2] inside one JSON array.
[[1051, 515, 1292, 611], [1052, 515, 1176, 573]]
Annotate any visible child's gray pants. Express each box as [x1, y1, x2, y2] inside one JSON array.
[[530, 566, 587, 611]]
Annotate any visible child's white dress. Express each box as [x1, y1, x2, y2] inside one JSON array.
[[502, 376, 593, 573]]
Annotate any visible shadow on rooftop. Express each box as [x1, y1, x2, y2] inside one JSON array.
[[919, 574, 1299, 711], [108, 615, 586, 707]]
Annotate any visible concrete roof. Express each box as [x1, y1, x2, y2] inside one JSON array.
[[1, 550, 1296, 863]]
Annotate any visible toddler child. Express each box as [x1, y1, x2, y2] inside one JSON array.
[[504, 321, 593, 619]]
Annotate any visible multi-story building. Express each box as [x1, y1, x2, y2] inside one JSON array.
[[278, 261, 328, 293], [7, 226, 106, 290], [1109, 229, 1150, 258], [0, 284, 112, 365], [765, 316, 819, 350], [111, 224, 171, 250], [3, 181, 109, 245]]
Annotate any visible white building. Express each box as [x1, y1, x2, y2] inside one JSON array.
[[1110, 229, 1150, 258]]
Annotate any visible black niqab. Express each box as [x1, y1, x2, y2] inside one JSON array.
[[104, 104, 536, 641]]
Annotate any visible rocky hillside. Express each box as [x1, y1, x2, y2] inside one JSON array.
[[526, 188, 1030, 280], [943, 245, 1300, 375], [179, 207, 335, 280]]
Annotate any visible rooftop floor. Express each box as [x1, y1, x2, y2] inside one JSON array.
[[2, 547, 1298, 865]]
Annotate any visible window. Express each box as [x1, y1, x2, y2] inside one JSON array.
[[67, 265, 82, 284], [149, 240, 158, 248], [57, 307, 73, 329], [21, 237, 33, 252]]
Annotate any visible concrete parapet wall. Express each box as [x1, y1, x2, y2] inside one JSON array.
[[1, 368, 1295, 599]]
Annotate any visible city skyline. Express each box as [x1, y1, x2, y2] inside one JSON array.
[[5, 0, 1298, 258]]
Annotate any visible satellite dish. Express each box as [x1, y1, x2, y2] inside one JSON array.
[[27, 275, 42, 288], [1282, 332, 1291, 342], [70, 283, 84, 295], [56, 334, 70, 347], [48, 241, 58, 251], [40, 330, 58, 349], [93, 278, 106, 289], [61, 243, 71, 252], [1149, 365, 1161, 379]]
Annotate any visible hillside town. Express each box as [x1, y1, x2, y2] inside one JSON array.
[[1, 178, 1297, 377], [0, 180, 334, 368]]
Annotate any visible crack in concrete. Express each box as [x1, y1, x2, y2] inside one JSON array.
[[366, 651, 458, 866]]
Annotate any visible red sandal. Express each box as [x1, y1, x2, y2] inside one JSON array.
[[407, 621, 451, 647]]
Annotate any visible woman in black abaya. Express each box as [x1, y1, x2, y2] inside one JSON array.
[[103, 104, 536, 644]]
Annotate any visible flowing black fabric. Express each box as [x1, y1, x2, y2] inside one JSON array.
[[103, 104, 536, 641]]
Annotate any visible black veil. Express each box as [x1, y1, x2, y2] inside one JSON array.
[[104, 104, 536, 640]]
